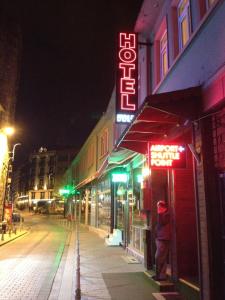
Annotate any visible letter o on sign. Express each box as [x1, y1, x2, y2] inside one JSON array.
[[119, 48, 136, 63]]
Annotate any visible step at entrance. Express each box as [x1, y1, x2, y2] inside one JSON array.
[[152, 292, 185, 300], [144, 271, 175, 292]]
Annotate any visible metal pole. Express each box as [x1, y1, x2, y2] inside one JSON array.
[[2, 162, 9, 221], [75, 220, 81, 300]]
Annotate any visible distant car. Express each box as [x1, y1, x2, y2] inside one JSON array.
[[38, 206, 49, 214], [12, 212, 21, 222]]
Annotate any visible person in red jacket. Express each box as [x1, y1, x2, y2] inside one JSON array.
[[154, 200, 171, 281]]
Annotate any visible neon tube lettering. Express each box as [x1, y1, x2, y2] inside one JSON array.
[[118, 32, 137, 111], [150, 144, 185, 168], [120, 33, 136, 48]]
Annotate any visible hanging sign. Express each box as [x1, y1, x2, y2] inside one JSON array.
[[150, 144, 186, 169], [116, 32, 138, 124]]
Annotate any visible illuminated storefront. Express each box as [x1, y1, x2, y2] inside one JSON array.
[[117, 87, 200, 283]]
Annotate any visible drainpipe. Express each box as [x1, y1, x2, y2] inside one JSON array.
[[192, 122, 204, 300]]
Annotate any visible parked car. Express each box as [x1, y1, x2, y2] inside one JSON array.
[[34, 200, 49, 214]]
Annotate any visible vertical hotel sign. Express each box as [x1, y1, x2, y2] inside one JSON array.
[[116, 33, 138, 123]]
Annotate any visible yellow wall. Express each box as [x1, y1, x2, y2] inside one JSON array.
[[0, 132, 9, 220]]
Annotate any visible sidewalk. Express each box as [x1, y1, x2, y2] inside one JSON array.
[[0, 226, 28, 246], [49, 225, 159, 300]]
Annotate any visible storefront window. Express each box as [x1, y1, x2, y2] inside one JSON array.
[[129, 168, 147, 254], [90, 187, 97, 227], [97, 178, 111, 231], [115, 182, 127, 229]]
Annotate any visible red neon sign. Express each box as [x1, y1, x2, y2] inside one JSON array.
[[150, 144, 186, 169], [116, 32, 138, 123]]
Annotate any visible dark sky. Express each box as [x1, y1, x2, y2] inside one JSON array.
[[13, 0, 142, 160]]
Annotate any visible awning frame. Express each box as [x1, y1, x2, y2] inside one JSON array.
[[116, 87, 202, 154]]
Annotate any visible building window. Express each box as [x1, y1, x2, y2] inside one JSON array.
[[31, 192, 35, 199], [154, 17, 168, 85], [39, 167, 45, 176], [178, 0, 191, 50], [99, 129, 109, 157], [50, 191, 53, 199], [40, 192, 45, 199], [39, 178, 44, 189], [48, 156, 55, 165], [49, 176, 54, 188], [39, 157, 46, 167], [30, 178, 35, 189], [31, 158, 36, 166], [160, 31, 168, 78], [87, 143, 94, 168]]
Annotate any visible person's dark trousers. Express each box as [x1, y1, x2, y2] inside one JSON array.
[[155, 239, 170, 280]]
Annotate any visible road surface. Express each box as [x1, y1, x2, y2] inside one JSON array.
[[0, 214, 69, 300]]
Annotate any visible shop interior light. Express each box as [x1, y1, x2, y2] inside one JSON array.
[[59, 188, 70, 195], [112, 173, 128, 183], [117, 186, 126, 196], [142, 167, 151, 177], [137, 174, 143, 183]]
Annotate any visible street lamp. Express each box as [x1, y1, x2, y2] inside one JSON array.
[[3, 127, 15, 136], [10, 143, 22, 162]]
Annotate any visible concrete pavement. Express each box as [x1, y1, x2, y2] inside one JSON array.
[[0, 213, 184, 299], [49, 224, 160, 300]]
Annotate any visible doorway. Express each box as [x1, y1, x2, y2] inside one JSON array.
[[218, 172, 225, 299]]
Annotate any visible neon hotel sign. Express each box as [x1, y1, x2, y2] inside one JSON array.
[[116, 33, 138, 123], [150, 144, 186, 169]]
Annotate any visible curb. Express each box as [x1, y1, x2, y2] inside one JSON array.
[[0, 230, 29, 246]]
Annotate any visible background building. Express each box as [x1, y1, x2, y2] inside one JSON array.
[[14, 146, 77, 213], [0, 3, 22, 221], [12, 162, 29, 209]]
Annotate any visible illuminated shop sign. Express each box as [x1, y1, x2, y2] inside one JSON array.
[[150, 144, 186, 169], [112, 173, 128, 183], [116, 32, 138, 124]]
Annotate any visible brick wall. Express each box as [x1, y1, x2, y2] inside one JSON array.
[[195, 120, 212, 300]]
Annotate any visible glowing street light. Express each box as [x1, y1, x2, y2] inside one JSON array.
[[3, 126, 15, 136]]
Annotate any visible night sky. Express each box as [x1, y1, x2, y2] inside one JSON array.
[[12, 0, 142, 161]]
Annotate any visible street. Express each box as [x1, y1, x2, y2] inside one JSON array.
[[0, 214, 162, 300], [0, 214, 69, 300]]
